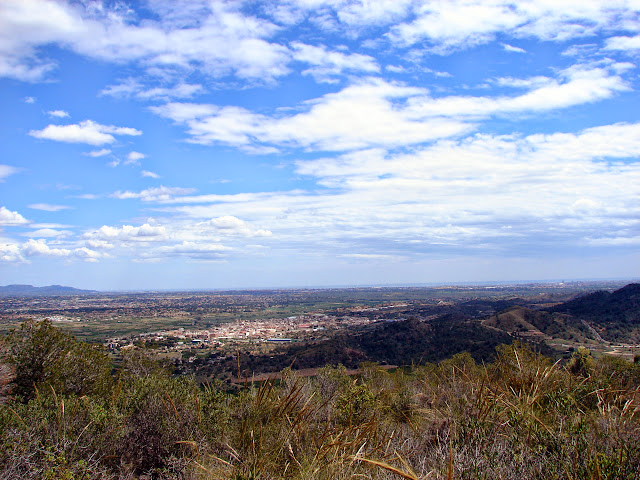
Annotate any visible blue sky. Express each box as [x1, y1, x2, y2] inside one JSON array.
[[1, 0, 639, 290]]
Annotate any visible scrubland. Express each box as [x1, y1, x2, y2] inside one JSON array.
[[1, 320, 640, 479]]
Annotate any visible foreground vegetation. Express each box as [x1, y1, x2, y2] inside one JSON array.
[[2, 320, 640, 479]]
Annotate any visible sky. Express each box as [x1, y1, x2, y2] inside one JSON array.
[[0, 0, 639, 291]]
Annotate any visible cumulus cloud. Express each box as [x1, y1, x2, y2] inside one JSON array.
[[0, 206, 28, 225], [0, 242, 23, 262], [21, 238, 70, 257], [85, 223, 168, 242], [29, 120, 142, 145], [9, 238, 105, 263]]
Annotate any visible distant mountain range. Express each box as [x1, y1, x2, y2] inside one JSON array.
[[0, 284, 98, 297]]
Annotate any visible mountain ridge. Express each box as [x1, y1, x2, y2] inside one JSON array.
[[0, 284, 98, 297]]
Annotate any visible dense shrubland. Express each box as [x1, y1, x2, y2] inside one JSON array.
[[2, 320, 640, 479]]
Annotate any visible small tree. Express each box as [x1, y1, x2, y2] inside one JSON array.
[[1, 319, 112, 401], [567, 347, 594, 377]]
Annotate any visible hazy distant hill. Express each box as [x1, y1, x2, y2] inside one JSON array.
[[0, 284, 98, 297]]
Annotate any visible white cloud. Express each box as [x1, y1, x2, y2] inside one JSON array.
[[0, 0, 291, 82], [390, 1, 523, 51], [151, 64, 628, 152], [0, 242, 23, 262], [16, 238, 105, 262], [153, 121, 640, 257], [99, 77, 141, 97], [30, 223, 72, 229], [290, 41, 379, 82], [0, 206, 28, 225], [28, 203, 72, 212], [111, 186, 196, 202], [22, 238, 69, 257], [388, 1, 640, 52], [75, 193, 100, 200], [141, 170, 160, 179], [84, 148, 111, 157], [406, 64, 628, 119], [127, 151, 145, 161], [84, 223, 168, 242], [149, 102, 220, 123], [72, 246, 105, 262], [335, 0, 414, 26], [155, 78, 471, 151], [153, 241, 231, 259], [605, 35, 640, 52], [2, 0, 639, 86], [0, 164, 19, 182], [47, 109, 69, 118], [137, 83, 205, 100], [198, 216, 272, 237], [25, 228, 72, 238], [101, 79, 205, 100], [29, 120, 142, 145], [85, 239, 114, 250], [502, 43, 526, 53], [24, 96, 35, 103]]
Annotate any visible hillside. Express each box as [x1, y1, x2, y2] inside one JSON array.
[[484, 306, 593, 343], [547, 283, 640, 342], [549, 283, 640, 322]]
